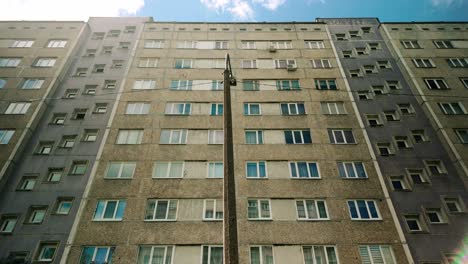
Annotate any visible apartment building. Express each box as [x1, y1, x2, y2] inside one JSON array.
[[0, 18, 466, 264], [0, 17, 151, 262], [319, 18, 468, 264]]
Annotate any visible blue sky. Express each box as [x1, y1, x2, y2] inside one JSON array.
[[1, 0, 467, 21]]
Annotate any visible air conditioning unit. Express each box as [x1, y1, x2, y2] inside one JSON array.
[[287, 64, 297, 71], [269, 45, 277, 52]]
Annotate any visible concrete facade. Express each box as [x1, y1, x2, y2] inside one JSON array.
[[0, 18, 466, 264], [319, 18, 468, 264]]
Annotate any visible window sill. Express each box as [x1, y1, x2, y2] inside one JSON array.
[[68, 174, 85, 176], [350, 219, 382, 222], [92, 219, 122, 222], [247, 218, 273, 221], [290, 177, 321, 180], [246, 177, 269, 180], [103, 177, 133, 180], [297, 219, 330, 222], [143, 219, 177, 222]]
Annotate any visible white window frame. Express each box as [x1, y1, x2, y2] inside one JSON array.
[[241, 60, 257, 69], [138, 57, 158, 68], [34, 58, 56, 67], [270, 41, 292, 49], [116, 129, 143, 145], [145, 199, 178, 221], [433, 40, 453, 49], [0, 58, 21, 67], [302, 245, 339, 264], [347, 200, 381, 220], [246, 161, 267, 179], [207, 162, 223, 178], [137, 246, 173, 264], [247, 199, 271, 220], [401, 40, 420, 49], [208, 130, 224, 144], [244, 103, 261, 115], [0, 216, 17, 233], [274, 59, 296, 69], [11, 40, 34, 48], [144, 39, 164, 49], [201, 245, 224, 264], [281, 103, 305, 115], [176, 41, 197, 49], [241, 41, 256, 49], [81, 246, 114, 263], [28, 207, 46, 223], [321, 102, 346, 115], [249, 245, 274, 264], [105, 162, 136, 179], [358, 245, 396, 264], [337, 161, 367, 179], [245, 130, 263, 144], [305, 40, 325, 49], [133, 80, 156, 90], [93, 200, 126, 221], [174, 59, 193, 69], [211, 103, 223, 116], [296, 199, 329, 220], [438, 102, 466, 115], [329, 129, 355, 144], [126, 102, 150, 115], [0, 130, 15, 144], [37, 243, 58, 262], [454, 129, 468, 143], [424, 78, 449, 90], [165, 103, 191, 115], [153, 161, 184, 178], [171, 80, 193, 90], [159, 129, 188, 144], [203, 199, 223, 221], [412, 58, 435, 68], [47, 40, 67, 48], [289, 161, 320, 179], [311, 59, 331, 68], [447, 58, 468, 68]]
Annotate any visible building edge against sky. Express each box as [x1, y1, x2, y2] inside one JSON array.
[[0, 17, 466, 264]]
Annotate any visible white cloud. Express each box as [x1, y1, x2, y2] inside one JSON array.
[[430, 0, 464, 6], [0, 0, 145, 21], [200, 0, 231, 12], [201, 0, 255, 20], [252, 0, 287, 10]]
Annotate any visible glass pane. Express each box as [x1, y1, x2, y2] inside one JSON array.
[[170, 162, 183, 178], [115, 201, 126, 219], [368, 201, 379, 218], [348, 201, 358, 218], [285, 131, 293, 144], [247, 163, 258, 177], [355, 163, 366, 178], [344, 130, 355, 143], [259, 162, 266, 177], [80, 247, 95, 264], [103, 201, 117, 219], [308, 163, 319, 177], [260, 201, 270, 218], [334, 131, 344, 143], [303, 247, 313, 264], [246, 132, 256, 144], [205, 200, 214, 218], [155, 201, 168, 219], [250, 247, 260, 264], [326, 247, 338, 264], [145, 200, 156, 220], [210, 247, 223, 264], [154, 162, 168, 178], [214, 163, 223, 178], [167, 201, 177, 219], [298, 162, 309, 178], [298, 104, 305, 114], [152, 247, 165, 264], [94, 201, 105, 219], [263, 246, 274, 264], [95, 248, 108, 263], [345, 163, 356, 178], [251, 105, 260, 115], [248, 201, 259, 218], [121, 163, 135, 178], [290, 163, 297, 177], [357, 200, 370, 219], [317, 201, 327, 218], [281, 104, 289, 115], [303, 131, 312, 143], [314, 246, 325, 264], [296, 201, 306, 218], [294, 131, 303, 143], [306, 200, 317, 219], [160, 130, 170, 144]]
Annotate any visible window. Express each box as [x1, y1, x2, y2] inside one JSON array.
[[433, 40, 454, 49], [424, 78, 449, 90], [202, 245, 223, 264], [102, 46, 113, 54], [116, 129, 143, 144], [111, 60, 123, 69], [243, 80, 260, 91], [170, 80, 192, 90], [342, 50, 353, 58], [363, 65, 377, 74], [107, 30, 120, 38], [60, 135, 76, 148], [425, 208, 445, 224], [176, 41, 197, 49], [444, 197, 463, 213], [46, 168, 63, 183], [215, 41, 228, 49], [145, 199, 177, 221], [105, 162, 136, 179], [321, 102, 346, 115], [204, 199, 223, 220], [75, 67, 87, 76], [349, 69, 362, 78], [11, 40, 34, 48], [366, 114, 383, 127], [207, 130, 223, 145], [246, 161, 266, 178], [133, 80, 156, 90], [212, 80, 223, 90], [280, 103, 305, 116], [302, 246, 338, 264], [207, 162, 223, 178], [26, 206, 47, 224], [248, 199, 271, 219], [84, 85, 97, 95], [54, 198, 73, 215], [349, 30, 360, 38], [401, 40, 421, 49], [72, 108, 87, 120], [126, 103, 150, 115], [355, 47, 367, 55], [137, 246, 173, 264], [328, 129, 356, 144], [270, 41, 292, 49], [274, 59, 296, 69], [395, 136, 410, 149], [159, 130, 187, 144], [0, 58, 21, 67], [241, 60, 257, 69], [83, 129, 98, 142], [165, 103, 191, 115], [144, 39, 164, 49], [305, 40, 325, 49], [296, 200, 328, 220], [91, 32, 105, 40], [119, 42, 130, 49], [284, 130, 312, 144], [153, 161, 184, 178], [383, 111, 399, 122], [0, 130, 14, 144], [276, 80, 300, 90], [390, 176, 409, 191], [377, 143, 393, 156], [410, 130, 426, 143], [244, 103, 261, 115], [461, 78, 468, 88], [338, 162, 367, 179], [93, 103, 107, 114], [17, 175, 37, 191], [386, 80, 401, 90], [315, 79, 337, 90], [34, 58, 56, 67], [245, 130, 263, 144], [359, 245, 395, 264], [405, 215, 424, 232], [211, 103, 223, 116], [357, 91, 371, 100], [250, 246, 274, 264], [70, 160, 88, 175], [311, 59, 331, 68], [4, 102, 31, 114], [447, 58, 468, 68], [413, 58, 435, 68], [377, 60, 391, 69], [368, 43, 381, 51], [174, 59, 193, 69], [80, 246, 115, 264], [93, 200, 126, 221], [85, 49, 96, 57], [0, 215, 18, 233], [335, 34, 346, 40], [455, 129, 468, 143], [424, 160, 445, 175], [47, 40, 67, 48], [138, 57, 158, 68], [241, 41, 256, 49], [0, 78, 6, 88], [36, 242, 58, 262], [398, 103, 415, 115], [36, 141, 53, 155], [348, 200, 380, 220], [290, 162, 320, 178], [438, 102, 466, 115]]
